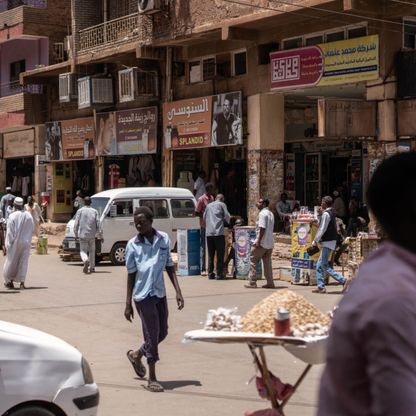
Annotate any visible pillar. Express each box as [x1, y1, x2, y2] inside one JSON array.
[[247, 93, 285, 225]]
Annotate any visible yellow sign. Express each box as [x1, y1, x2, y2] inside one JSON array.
[[319, 34, 379, 86]]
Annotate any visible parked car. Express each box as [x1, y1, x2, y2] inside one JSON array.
[[62, 187, 200, 265], [0, 320, 99, 416]]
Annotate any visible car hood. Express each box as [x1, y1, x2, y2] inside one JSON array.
[[0, 320, 81, 361]]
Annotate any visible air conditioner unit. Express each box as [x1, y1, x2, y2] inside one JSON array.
[[78, 76, 113, 109], [118, 68, 138, 103], [118, 68, 158, 102], [138, 0, 162, 14], [59, 73, 78, 103]]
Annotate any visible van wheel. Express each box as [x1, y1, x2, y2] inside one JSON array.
[[110, 242, 126, 266], [8, 406, 56, 416]]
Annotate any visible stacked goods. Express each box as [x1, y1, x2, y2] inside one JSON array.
[[204, 307, 242, 332], [241, 290, 330, 336]]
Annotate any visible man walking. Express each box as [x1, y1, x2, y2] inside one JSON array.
[[125, 206, 184, 393], [195, 183, 214, 276], [318, 153, 416, 415], [0, 187, 15, 218], [245, 198, 275, 289], [74, 196, 101, 274], [193, 170, 206, 200], [3, 197, 34, 290], [203, 194, 231, 280], [311, 196, 346, 294]]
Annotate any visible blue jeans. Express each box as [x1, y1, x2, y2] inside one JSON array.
[[316, 246, 345, 289], [200, 227, 206, 272]]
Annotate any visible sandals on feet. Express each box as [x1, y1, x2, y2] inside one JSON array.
[[126, 350, 146, 378], [143, 381, 164, 393]]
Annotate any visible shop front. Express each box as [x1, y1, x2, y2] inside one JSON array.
[[95, 107, 159, 191], [270, 34, 380, 209], [44, 117, 96, 221], [1, 127, 44, 202], [163, 91, 247, 219]]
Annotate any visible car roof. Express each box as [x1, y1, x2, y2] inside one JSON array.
[[92, 187, 195, 200]]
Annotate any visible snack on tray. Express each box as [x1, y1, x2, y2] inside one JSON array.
[[241, 290, 330, 336], [204, 307, 242, 332]]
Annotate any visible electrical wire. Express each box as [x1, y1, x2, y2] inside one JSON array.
[[222, 0, 414, 36]]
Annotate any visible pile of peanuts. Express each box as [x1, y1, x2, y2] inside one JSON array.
[[241, 290, 331, 335]]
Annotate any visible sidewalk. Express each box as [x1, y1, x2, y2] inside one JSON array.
[[39, 222, 66, 249]]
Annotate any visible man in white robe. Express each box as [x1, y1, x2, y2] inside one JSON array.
[[4, 197, 34, 290]]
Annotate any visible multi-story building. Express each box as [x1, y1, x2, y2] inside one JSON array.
[[0, 0, 70, 200], [22, 0, 416, 223]]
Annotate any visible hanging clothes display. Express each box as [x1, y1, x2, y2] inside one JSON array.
[[109, 164, 121, 189], [127, 155, 156, 186]]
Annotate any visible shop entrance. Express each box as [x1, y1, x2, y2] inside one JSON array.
[[6, 158, 34, 200], [172, 146, 247, 220], [329, 157, 349, 196], [73, 160, 95, 198]]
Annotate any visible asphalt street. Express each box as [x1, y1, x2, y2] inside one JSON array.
[[0, 248, 343, 416]]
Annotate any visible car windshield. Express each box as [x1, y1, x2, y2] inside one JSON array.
[[91, 197, 110, 217]]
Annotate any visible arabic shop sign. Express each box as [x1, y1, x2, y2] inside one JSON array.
[[45, 117, 96, 161], [163, 91, 243, 149], [270, 34, 379, 91], [116, 107, 157, 155], [3, 129, 35, 159], [96, 106, 158, 156]]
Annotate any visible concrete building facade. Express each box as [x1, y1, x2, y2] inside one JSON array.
[[20, 0, 416, 223]]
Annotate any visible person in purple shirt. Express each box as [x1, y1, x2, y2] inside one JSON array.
[[124, 206, 184, 393], [318, 152, 416, 415]]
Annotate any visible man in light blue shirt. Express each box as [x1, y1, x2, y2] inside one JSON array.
[[124, 206, 184, 393]]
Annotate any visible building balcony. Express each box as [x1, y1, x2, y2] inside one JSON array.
[[0, 80, 43, 97], [77, 12, 152, 56]]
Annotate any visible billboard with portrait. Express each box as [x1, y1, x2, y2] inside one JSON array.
[[45, 121, 63, 161], [163, 91, 242, 149]]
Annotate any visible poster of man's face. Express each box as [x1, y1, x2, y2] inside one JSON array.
[[96, 112, 116, 156], [45, 121, 63, 161], [211, 91, 242, 146]]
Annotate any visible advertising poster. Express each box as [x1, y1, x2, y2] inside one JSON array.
[[45, 121, 63, 161], [3, 129, 34, 159], [271, 35, 379, 91], [291, 221, 319, 285], [163, 91, 243, 150], [116, 107, 158, 155], [96, 112, 117, 156], [61, 117, 95, 160], [235, 226, 262, 280]]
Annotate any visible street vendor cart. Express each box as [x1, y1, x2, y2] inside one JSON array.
[[183, 330, 327, 416]]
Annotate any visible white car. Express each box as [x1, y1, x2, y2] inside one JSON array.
[[0, 320, 99, 416]]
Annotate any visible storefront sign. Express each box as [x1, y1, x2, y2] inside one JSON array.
[[163, 91, 243, 149], [271, 35, 379, 91], [96, 107, 157, 156], [45, 118, 95, 161], [3, 129, 34, 158], [116, 107, 157, 155], [61, 118, 95, 160]]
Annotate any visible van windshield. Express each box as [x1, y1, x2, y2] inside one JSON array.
[[91, 197, 110, 217]]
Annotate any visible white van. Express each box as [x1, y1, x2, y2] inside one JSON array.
[[0, 320, 99, 416], [62, 187, 200, 265]]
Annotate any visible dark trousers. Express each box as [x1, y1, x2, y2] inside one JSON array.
[[135, 296, 168, 364], [207, 235, 225, 277]]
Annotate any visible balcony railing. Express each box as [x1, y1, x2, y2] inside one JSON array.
[[0, 0, 47, 11], [77, 12, 152, 54], [0, 80, 43, 97]]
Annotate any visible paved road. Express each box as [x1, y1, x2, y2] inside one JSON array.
[[0, 248, 343, 416]]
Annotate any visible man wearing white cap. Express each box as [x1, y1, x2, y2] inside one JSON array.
[[0, 186, 15, 218], [3, 197, 34, 290]]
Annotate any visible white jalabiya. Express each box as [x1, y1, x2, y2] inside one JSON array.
[[4, 210, 34, 284]]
